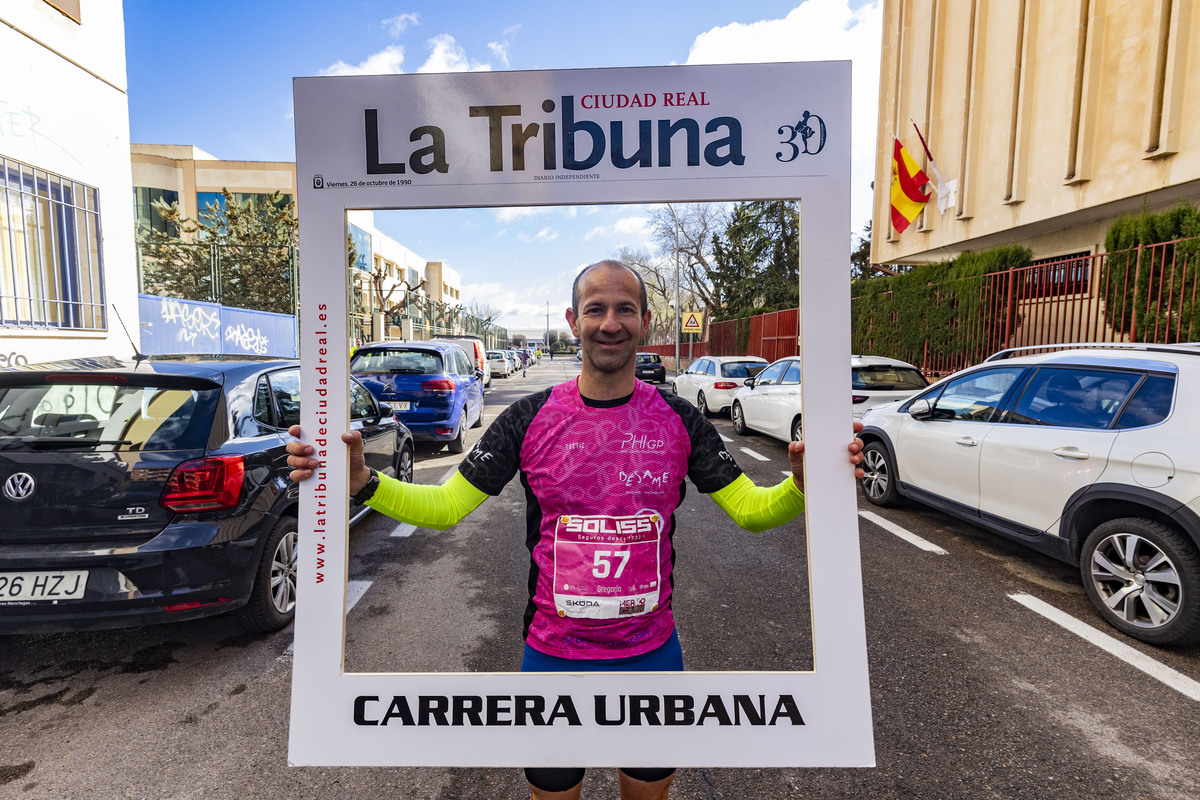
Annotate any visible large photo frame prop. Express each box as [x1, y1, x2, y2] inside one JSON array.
[[290, 62, 873, 768]]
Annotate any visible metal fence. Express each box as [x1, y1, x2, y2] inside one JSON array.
[[697, 237, 1199, 376]]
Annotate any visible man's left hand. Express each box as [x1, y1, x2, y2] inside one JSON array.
[[788, 421, 866, 491]]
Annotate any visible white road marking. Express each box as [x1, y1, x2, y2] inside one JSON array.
[[390, 462, 463, 537], [720, 434, 733, 443], [346, 580, 371, 611], [858, 510, 948, 554], [738, 447, 771, 462], [1009, 593, 1200, 703]]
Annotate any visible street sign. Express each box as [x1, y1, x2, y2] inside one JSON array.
[[682, 312, 704, 334]]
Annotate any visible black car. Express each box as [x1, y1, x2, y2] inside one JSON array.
[[0, 355, 413, 634], [635, 352, 667, 384]]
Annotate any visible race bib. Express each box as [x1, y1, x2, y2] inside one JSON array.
[[552, 512, 662, 619]]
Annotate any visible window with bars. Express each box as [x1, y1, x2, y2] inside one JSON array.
[[0, 156, 106, 330]]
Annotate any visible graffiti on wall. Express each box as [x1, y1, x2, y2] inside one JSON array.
[[138, 294, 296, 357], [225, 323, 270, 355], [160, 299, 221, 347], [0, 351, 31, 369]]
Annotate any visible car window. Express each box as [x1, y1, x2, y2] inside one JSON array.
[[721, 361, 762, 378], [268, 369, 302, 429], [688, 359, 707, 375], [1115, 374, 1175, 428], [704, 361, 716, 376], [754, 361, 788, 387], [1008, 368, 1136, 429], [852, 365, 929, 390], [350, 380, 377, 420], [351, 349, 442, 375], [782, 362, 802, 385], [0, 381, 217, 451], [927, 367, 1024, 422], [637, 354, 661, 365], [253, 378, 274, 426], [456, 348, 473, 376]]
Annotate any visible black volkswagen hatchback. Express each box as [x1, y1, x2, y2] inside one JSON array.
[[0, 355, 413, 634]]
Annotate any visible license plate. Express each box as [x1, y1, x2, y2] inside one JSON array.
[[392, 401, 410, 411], [0, 570, 88, 602]]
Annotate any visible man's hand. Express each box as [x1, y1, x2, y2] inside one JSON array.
[[285, 424, 373, 495], [787, 421, 866, 491]]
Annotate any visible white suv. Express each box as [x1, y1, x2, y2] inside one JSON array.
[[858, 343, 1200, 646]]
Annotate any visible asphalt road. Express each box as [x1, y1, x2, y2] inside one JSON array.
[[3, 358, 1199, 799]]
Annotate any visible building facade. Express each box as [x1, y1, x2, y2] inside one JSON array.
[[873, 0, 1200, 267], [1, 2, 139, 366]]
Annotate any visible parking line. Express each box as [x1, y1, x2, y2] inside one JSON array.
[[858, 510, 948, 554], [720, 434, 733, 443], [1009, 593, 1200, 703], [346, 580, 371, 611], [391, 462, 463, 537], [738, 447, 771, 462]]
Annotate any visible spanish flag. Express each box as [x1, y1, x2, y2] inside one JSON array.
[[890, 137, 931, 233]]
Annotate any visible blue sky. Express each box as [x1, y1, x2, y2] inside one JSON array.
[[124, 0, 881, 330]]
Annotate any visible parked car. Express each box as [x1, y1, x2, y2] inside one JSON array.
[[0, 355, 413, 634], [429, 335, 491, 389], [505, 349, 520, 373], [672, 356, 768, 417], [858, 343, 1200, 646], [487, 350, 512, 378], [351, 341, 484, 454], [731, 354, 927, 443], [850, 354, 931, 419], [635, 352, 667, 384]]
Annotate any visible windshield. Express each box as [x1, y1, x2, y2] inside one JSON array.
[[721, 361, 767, 379], [0, 382, 218, 451], [852, 365, 929, 391], [637, 354, 661, 364], [351, 349, 443, 375]]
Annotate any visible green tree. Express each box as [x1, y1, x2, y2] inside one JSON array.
[[709, 200, 799, 319], [139, 189, 298, 315], [850, 220, 874, 281]]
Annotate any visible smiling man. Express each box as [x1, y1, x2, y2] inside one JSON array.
[[286, 259, 864, 800]]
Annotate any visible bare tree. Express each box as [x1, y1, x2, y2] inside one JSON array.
[[466, 299, 504, 325], [370, 264, 425, 322], [647, 202, 730, 314]]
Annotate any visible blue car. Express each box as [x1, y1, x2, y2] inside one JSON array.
[[351, 341, 484, 453]]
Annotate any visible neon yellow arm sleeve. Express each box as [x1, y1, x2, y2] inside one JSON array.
[[709, 473, 806, 533], [365, 470, 488, 531]]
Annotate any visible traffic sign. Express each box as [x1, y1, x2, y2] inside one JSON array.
[[682, 311, 704, 333]]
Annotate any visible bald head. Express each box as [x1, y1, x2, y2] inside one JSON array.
[[571, 260, 648, 315]]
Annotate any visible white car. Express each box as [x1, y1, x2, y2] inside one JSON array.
[[486, 350, 511, 378], [672, 356, 768, 417], [730, 354, 927, 443], [858, 343, 1200, 646]]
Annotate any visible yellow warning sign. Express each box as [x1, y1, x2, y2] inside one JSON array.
[[682, 312, 704, 334]]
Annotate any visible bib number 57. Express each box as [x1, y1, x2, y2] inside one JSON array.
[[592, 550, 631, 579]]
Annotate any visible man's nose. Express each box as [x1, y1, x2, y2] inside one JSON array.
[[598, 309, 623, 331]]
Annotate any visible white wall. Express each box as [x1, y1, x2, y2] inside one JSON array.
[[0, 2, 138, 366]]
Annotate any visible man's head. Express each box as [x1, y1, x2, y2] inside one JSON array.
[[566, 260, 651, 382]]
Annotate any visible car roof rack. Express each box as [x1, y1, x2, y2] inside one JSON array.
[[984, 341, 1200, 362]]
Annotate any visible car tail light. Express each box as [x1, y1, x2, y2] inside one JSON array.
[[714, 381, 739, 390], [161, 455, 246, 512], [852, 395, 869, 404], [421, 379, 455, 392]]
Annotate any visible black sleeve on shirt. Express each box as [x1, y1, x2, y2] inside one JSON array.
[[457, 387, 552, 496], [659, 391, 744, 494]]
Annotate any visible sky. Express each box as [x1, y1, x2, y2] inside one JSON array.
[[124, 0, 882, 331]]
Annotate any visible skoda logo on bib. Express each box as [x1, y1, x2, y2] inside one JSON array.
[[4, 472, 36, 501]]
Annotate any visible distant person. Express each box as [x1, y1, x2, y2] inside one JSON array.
[[286, 260, 864, 800], [518, 348, 529, 377]]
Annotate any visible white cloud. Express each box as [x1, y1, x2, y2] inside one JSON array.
[[493, 206, 578, 224], [686, 0, 883, 228], [487, 24, 521, 68], [320, 45, 405, 76], [418, 33, 492, 73], [583, 216, 650, 241], [383, 13, 420, 37], [517, 227, 558, 244]]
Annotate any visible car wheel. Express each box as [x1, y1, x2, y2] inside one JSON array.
[[1080, 518, 1200, 646], [395, 443, 414, 483], [860, 441, 901, 507], [791, 415, 804, 442], [697, 391, 715, 418], [238, 514, 298, 634], [448, 410, 468, 454], [671, 382, 679, 395], [731, 401, 748, 435]]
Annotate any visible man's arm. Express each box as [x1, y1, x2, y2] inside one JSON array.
[[285, 425, 487, 531]]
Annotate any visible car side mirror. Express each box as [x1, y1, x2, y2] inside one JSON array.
[[475, 368, 485, 380], [378, 402, 394, 418], [744, 377, 756, 388], [908, 398, 932, 420]]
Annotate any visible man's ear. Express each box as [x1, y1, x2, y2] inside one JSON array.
[[565, 307, 580, 337], [640, 309, 651, 337]]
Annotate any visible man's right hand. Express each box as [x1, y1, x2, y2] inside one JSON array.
[[285, 424, 373, 495]]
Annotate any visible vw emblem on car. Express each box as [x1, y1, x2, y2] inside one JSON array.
[[3, 472, 36, 501]]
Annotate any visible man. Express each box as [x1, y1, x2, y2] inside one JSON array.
[[286, 260, 864, 800], [519, 347, 529, 377]]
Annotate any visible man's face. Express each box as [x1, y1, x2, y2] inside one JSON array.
[[566, 264, 650, 376]]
